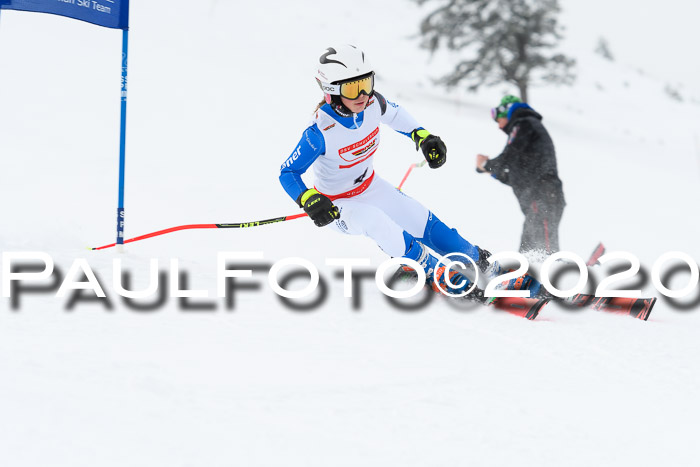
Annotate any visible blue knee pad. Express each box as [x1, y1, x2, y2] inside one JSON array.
[[401, 231, 433, 275], [402, 231, 476, 293], [402, 231, 422, 261], [419, 213, 479, 262]]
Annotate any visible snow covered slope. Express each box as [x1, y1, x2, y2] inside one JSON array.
[[1, 1, 699, 466]]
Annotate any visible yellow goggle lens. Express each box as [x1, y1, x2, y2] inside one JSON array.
[[339, 75, 374, 100]]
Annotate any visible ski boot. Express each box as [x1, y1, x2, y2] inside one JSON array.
[[431, 265, 487, 303], [495, 273, 543, 297], [401, 239, 486, 303], [475, 246, 502, 280], [476, 246, 545, 297]]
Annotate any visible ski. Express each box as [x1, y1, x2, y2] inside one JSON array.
[[513, 279, 657, 320], [576, 241, 656, 320], [498, 242, 657, 320], [392, 239, 658, 322], [488, 296, 549, 320], [586, 241, 606, 266], [556, 294, 656, 321]]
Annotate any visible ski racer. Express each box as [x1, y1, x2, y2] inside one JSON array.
[[279, 44, 498, 297], [476, 95, 566, 254]]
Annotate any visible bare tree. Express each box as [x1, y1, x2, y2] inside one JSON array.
[[415, 0, 575, 102], [595, 37, 614, 61]]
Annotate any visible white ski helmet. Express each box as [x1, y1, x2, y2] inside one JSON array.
[[316, 44, 373, 88]]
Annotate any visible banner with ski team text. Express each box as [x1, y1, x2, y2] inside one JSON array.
[[0, 0, 129, 30]]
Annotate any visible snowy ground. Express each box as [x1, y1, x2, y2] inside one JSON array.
[[1, 1, 700, 466]]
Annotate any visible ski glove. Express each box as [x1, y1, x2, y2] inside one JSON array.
[[297, 188, 340, 227], [412, 129, 447, 169]]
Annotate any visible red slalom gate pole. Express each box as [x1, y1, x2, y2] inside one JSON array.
[[91, 161, 424, 250], [397, 160, 426, 191]]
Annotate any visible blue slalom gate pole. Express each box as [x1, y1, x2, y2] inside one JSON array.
[[116, 28, 128, 250], [1, 0, 131, 248]]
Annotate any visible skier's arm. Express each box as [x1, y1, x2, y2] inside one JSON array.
[[374, 92, 420, 138], [279, 124, 325, 203], [373, 92, 446, 168], [483, 120, 536, 184]]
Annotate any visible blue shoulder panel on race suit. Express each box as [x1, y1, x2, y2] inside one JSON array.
[[279, 123, 326, 202]]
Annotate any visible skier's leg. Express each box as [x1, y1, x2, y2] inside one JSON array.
[[330, 197, 407, 257], [365, 176, 429, 238], [418, 213, 501, 278], [402, 232, 483, 298], [420, 213, 478, 260], [331, 196, 480, 297], [366, 177, 496, 276]]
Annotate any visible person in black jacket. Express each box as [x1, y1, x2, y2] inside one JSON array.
[[476, 95, 565, 254]]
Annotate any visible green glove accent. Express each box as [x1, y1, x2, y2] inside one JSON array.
[[411, 129, 431, 152], [297, 188, 340, 227], [300, 188, 321, 206]]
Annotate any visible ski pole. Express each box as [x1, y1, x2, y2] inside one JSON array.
[[397, 160, 426, 191], [91, 161, 424, 250], [90, 214, 308, 250]]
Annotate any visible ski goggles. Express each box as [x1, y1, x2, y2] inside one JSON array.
[[317, 72, 374, 100], [491, 104, 510, 121]]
